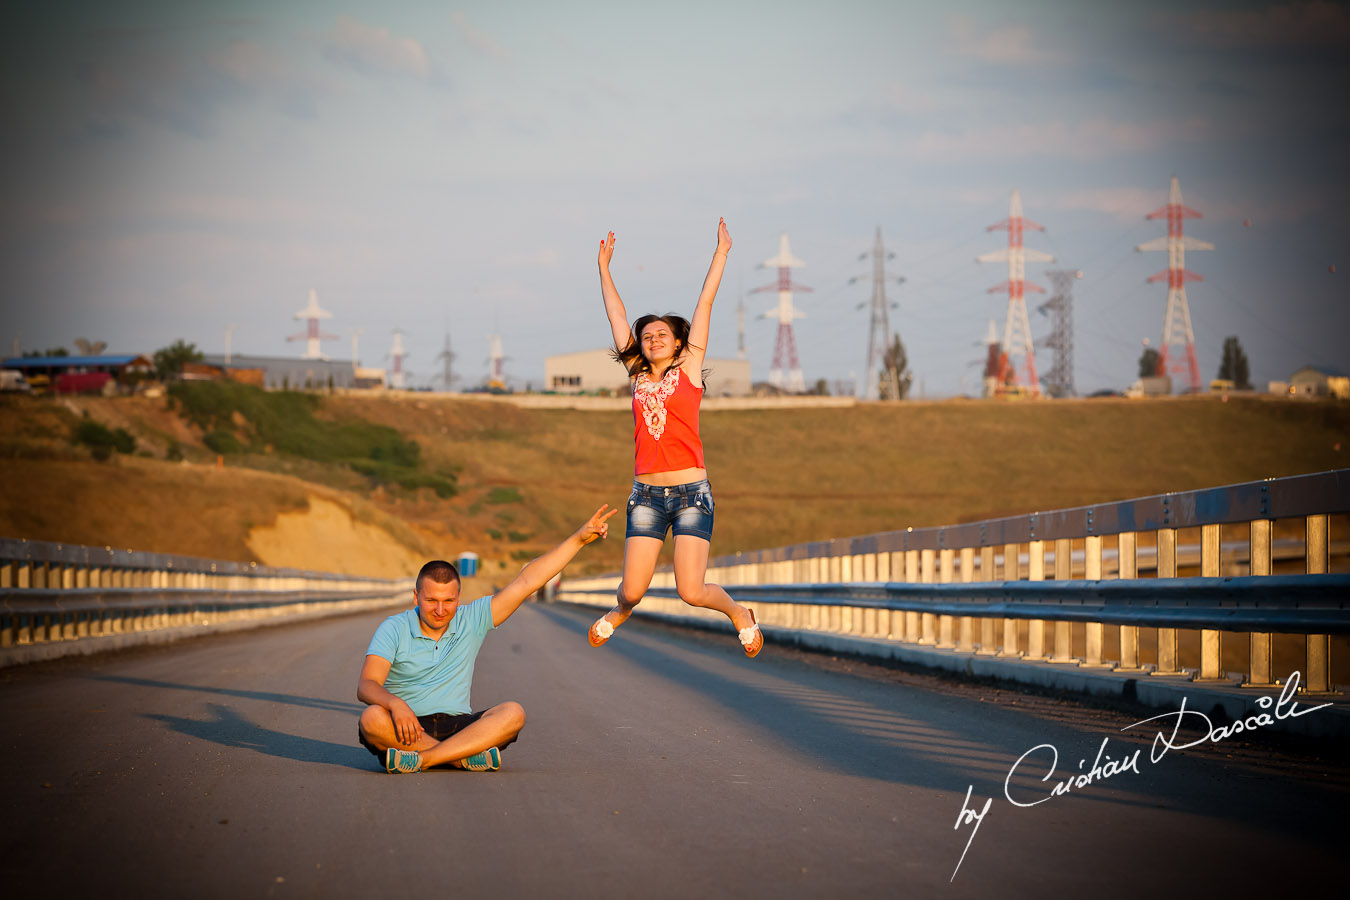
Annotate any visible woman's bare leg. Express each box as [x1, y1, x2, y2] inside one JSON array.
[[671, 534, 754, 632], [599, 535, 664, 630]]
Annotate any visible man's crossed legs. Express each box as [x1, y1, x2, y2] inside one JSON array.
[[358, 701, 525, 773]]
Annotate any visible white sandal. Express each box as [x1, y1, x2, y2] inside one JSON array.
[[738, 609, 763, 658]]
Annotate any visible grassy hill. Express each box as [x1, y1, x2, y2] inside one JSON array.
[[1, 390, 1346, 577]]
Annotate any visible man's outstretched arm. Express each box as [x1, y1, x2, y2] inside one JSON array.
[[491, 504, 618, 627]]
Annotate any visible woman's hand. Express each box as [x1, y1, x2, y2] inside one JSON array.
[[598, 231, 616, 270], [716, 217, 732, 255]]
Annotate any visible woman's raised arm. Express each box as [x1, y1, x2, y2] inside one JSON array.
[[598, 231, 632, 351], [686, 217, 731, 367]]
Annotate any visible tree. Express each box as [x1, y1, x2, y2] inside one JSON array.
[[74, 338, 107, 356], [153, 339, 203, 380], [878, 334, 913, 400], [1138, 346, 1161, 378], [1217, 335, 1252, 390]]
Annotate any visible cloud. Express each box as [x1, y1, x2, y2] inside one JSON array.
[[954, 187, 1013, 210], [216, 40, 323, 119], [881, 82, 936, 114], [71, 39, 322, 139], [216, 40, 272, 88], [73, 51, 248, 139], [1045, 187, 1162, 222], [905, 116, 1215, 162], [324, 15, 434, 81], [767, 187, 812, 206], [155, 193, 362, 230], [949, 14, 1065, 66], [494, 248, 562, 268], [1195, 189, 1331, 227], [1028, 182, 1331, 228], [452, 11, 510, 62], [1155, 1, 1350, 51]]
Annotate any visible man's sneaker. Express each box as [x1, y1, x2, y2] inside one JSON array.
[[385, 748, 422, 773], [460, 746, 501, 772]]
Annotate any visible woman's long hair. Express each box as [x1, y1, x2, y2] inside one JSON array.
[[612, 313, 703, 379]]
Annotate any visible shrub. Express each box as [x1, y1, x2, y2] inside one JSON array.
[[110, 427, 135, 454], [73, 420, 135, 457], [203, 430, 243, 454], [167, 381, 456, 496]]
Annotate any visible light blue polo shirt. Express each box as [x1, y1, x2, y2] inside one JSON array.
[[365, 595, 495, 716]]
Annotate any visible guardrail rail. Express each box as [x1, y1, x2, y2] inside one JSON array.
[[560, 470, 1350, 693], [0, 538, 410, 658]]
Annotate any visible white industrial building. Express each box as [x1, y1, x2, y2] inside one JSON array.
[[545, 349, 751, 397]]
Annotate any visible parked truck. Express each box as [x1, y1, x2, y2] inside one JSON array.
[[0, 370, 31, 393]]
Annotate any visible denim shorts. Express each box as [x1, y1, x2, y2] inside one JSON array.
[[625, 479, 715, 542]]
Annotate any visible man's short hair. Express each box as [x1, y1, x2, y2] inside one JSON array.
[[416, 560, 461, 593]]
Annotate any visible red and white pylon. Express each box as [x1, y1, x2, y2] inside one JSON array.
[[1135, 175, 1213, 393], [389, 328, 407, 389], [976, 190, 1054, 396], [488, 333, 505, 390], [751, 233, 811, 392], [287, 288, 339, 360]]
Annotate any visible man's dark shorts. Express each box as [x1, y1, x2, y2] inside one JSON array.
[[358, 710, 519, 759]]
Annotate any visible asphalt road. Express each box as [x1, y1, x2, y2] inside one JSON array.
[[0, 600, 1345, 899]]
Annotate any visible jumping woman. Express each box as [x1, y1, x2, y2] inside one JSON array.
[[588, 217, 763, 657]]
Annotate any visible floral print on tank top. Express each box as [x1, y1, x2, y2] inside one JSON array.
[[634, 367, 682, 441]]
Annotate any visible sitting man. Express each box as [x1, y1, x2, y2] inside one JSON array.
[[358, 503, 617, 773]]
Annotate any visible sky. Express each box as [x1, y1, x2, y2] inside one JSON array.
[[2, 0, 1347, 396]]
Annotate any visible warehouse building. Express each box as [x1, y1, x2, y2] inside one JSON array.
[[544, 349, 751, 397]]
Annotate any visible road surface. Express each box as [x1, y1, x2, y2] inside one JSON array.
[[1, 600, 1344, 898]]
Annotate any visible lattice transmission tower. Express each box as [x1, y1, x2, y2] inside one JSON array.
[[751, 233, 811, 392], [856, 227, 905, 400], [733, 271, 748, 361], [976, 190, 1054, 396], [349, 327, 363, 375], [1135, 175, 1213, 393], [736, 289, 747, 361], [1038, 269, 1080, 398], [434, 325, 455, 391]]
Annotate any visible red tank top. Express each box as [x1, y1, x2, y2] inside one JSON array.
[[632, 366, 705, 475]]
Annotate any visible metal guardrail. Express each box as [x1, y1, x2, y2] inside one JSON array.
[[0, 538, 411, 656], [646, 575, 1350, 631], [0, 587, 409, 651], [0, 536, 398, 590], [561, 470, 1350, 693]]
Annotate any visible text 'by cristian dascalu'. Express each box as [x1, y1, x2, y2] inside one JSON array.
[[949, 671, 1330, 882]]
